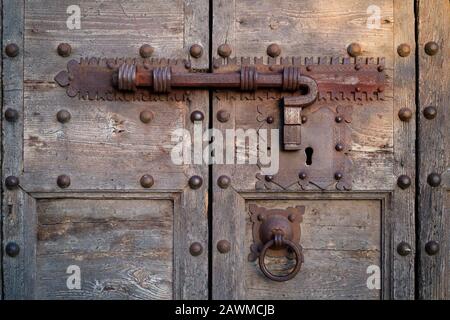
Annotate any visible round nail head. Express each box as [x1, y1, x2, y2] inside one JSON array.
[[397, 43, 411, 57], [140, 110, 154, 124], [427, 173, 441, 187], [424, 41, 439, 56], [218, 44, 232, 58], [140, 174, 154, 188], [217, 240, 231, 254], [217, 110, 230, 123], [267, 43, 281, 58], [5, 176, 19, 189], [398, 108, 413, 122], [397, 175, 411, 189], [57, 175, 71, 188], [347, 43, 362, 57], [56, 109, 71, 123], [189, 242, 203, 256], [189, 175, 203, 189], [57, 43, 72, 57], [425, 241, 439, 255], [423, 106, 437, 120], [189, 44, 203, 58], [139, 44, 154, 58], [218, 175, 231, 189], [190, 110, 205, 122], [5, 43, 19, 57], [397, 242, 412, 256], [5, 242, 20, 257], [4, 108, 19, 122]]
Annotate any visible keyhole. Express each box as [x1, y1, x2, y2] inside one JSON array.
[[305, 147, 313, 165]]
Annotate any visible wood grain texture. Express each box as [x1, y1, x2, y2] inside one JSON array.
[[417, 0, 450, 300], [390, 0, 416, 300], [36, 198, 173, 300]]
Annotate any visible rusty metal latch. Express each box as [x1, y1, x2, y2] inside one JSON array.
[[55, 56, 386, 151]]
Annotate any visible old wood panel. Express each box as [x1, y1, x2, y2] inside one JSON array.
[[36, 198, 173, 299], [212, 0, 414, 299], [417, 0, 450, 300]]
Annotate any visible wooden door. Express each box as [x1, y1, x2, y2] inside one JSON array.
[[211, 0, 416, 299], [2, 0, 209, 299]]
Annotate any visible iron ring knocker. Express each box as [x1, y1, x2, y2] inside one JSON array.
[[258, 235, 303, 282]]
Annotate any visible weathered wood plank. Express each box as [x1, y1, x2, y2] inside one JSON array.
[[389, 0, 416, 300], [417, 0, 450, 300]]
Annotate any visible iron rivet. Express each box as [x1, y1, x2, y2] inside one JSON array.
[[424, 41, 439, 56], [397, 242, 412, 256], [5, 176, 19, 189], [427, 173, 441, 187], [347, 43, 362, 57], [57, 175, 71, 188], [306, 65, 313, 72], [188, 175, 203, 189], [377, 65, 385, 72], [4, 108, 19, 122], [189, 44, 203, 58], [397, 175, 411, 189], [354, 64, 361, 71], [266, 116, 274, 124], [335, 143, 344, 152], [265, 175, 274, 182], [190, 110, 204, 122], [398, 108, 413, 122], [217, 175, 231, 189], [298, 172, 307, 180], [257, 214, 265, 222], [5, 242, 20, 257], [184, 60, 192, 69], [139, 44, 154, 58], [334, 172, 343, 180], [397, 43, 411, 57], [5, 43, 19, 57], [355, 87, 361, 92], [217, 110, 230, 123], [423, 106, 437, 120], [217, 240, 231, 254], [267, 43, 281, 58], [56, 110, 71, 123], [140, 110, 154, 124], [189, 242, 203, 256], [288, 213, 296, 222], [378, 87, 384, 92], [335, 116, 344, 123], [301, 115, 308, 123], [57, 43, 72, 57], [425, 241, 439, 255], [217, 44, 232, 58], [140, 174, 154, 188]]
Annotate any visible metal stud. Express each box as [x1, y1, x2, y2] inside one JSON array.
[[398, 108, 413, 122], [306, 65, 313, 72], [334, 172, 343, 181], [423, 106, 437, 120], [217, 110, 230, 123], [139, 44, 154, 58], [217, 175, 231, 189], [424, 41, 439, 56], [189, 242, 203, 256], [266, 116, 274, 124], [347, 43, 362, 57], [265, 175, 274, 182], [301, 115, 308, 124], [354, 64, 361, 71], [397, 43, 411, 57], [217, 240, 231, 254], [397, 175, 411, 189], [140, 110, 154, 124], [377, 65, 385, 72], [397, 242, 412, 256], [5, 242, 20, 257], [57, 175, 71, 188], [4, 108, 19, 122], [335, 116, 343, 123], [298, 172, 307, 180], [190, 110, 204, 122], [189, 44, 203, 58], [218, 44, 232, 58], [5, 43, 19, 57], [5, 176, 19, 189], [335, 143, 344, 152], [425, 241, 439, 255], [427, 172, 441, 187], [188, 175, 203, 189], [266, 43, 281, 58], [56, 109, 71, 123], [140, 174, 154, 188], [184, 60, 192, 69], [57, 43, 72, 57]]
